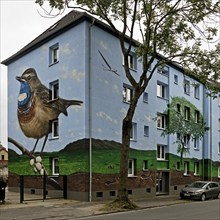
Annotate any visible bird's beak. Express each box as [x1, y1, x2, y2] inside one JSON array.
[[16, 76, 25, 82]]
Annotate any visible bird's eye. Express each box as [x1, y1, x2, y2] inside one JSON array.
[[27, 75, 31, 81]]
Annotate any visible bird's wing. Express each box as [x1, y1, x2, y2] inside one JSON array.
[[98, 50, 112, 69], [34, 85, 66, 114]]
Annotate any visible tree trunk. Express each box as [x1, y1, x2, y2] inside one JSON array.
[[117, 118, 132, 201]]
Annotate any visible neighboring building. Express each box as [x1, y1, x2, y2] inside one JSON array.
[[0, 143, 8, 182], [2, 10, 220, 201]]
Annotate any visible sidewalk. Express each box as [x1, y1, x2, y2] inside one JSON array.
[[0, 188, 190, 220]]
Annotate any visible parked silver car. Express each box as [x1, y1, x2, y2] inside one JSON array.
[[180, 181, 220, 201]]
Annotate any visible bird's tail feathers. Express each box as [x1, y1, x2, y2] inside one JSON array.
[[64, 99, 83, 108]]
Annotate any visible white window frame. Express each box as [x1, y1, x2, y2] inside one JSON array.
[[123, 51, 137, 70], [144, 125, 149, 137], [123, 85, 133, 103], [157, 114, 166, 129], [218, 143, 220, 154], [194, 110, 200, 123], [157, 145, 166, 160], [194, 84, 200, 99], [128, 159, 135, 177], [130, 122, 137, 141], [143, 92, 148, 103], [143, 160, 148, 171], [194, 162, 199, 176], [184, 80, 190, 95], [193, 137, 199, 150], [50, 119, 59, 139], [183, 134, 190, 149], [49, 43, 59, 65], [157, 83, 167, 99], [218, 166, 220, 178], [49, 80, 59, 100], [184, 161, 190, 175], [52, 157, 59, 176], [184, 106, 190, 121]]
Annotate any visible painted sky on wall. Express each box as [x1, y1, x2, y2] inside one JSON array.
[[0, 0, 72, 148]]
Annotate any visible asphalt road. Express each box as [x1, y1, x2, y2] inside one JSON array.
[[81, 199, 220, 220]]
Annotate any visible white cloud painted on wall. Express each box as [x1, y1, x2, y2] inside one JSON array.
[[96, 111, 118, 124], [144, 115, 152, 122], [60, 66, 85, 82], [60, 43, 74, 55], [99, 41, 109, 51], [120, 108, 127, 118], [112, 84, 120, 94]]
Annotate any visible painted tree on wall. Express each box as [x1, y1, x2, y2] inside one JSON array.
[[36, 0, 220, 207], [162, 97, 208, 164]]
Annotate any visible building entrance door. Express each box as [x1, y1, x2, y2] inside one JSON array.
[[156, 171, 169, 195]]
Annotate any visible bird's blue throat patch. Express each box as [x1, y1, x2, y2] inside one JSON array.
[[18, 81, 31, 107]]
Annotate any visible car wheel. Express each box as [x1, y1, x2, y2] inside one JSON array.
[[201, 193, 206, 201], [214, 192, 220, 199]]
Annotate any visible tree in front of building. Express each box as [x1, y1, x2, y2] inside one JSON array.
[[35, 0, 220, 208], [162, 97, 208, 164]]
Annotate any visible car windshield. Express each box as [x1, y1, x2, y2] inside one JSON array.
[[189, 182, 206, 188]]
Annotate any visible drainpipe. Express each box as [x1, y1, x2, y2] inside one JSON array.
[[89, 18, 95, 202], [202, 87, 206, 181], [210, 96, 212, 181]]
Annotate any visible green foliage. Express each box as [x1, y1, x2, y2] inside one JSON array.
[[163, 97, 207, 162]]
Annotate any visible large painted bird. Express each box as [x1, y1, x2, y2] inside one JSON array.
[[16, 68, 83, 153]]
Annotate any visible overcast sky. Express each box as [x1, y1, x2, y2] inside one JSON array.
[[0, 0, 72, 148]]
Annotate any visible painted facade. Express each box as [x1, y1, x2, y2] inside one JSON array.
[[2, 10, 220, 201]]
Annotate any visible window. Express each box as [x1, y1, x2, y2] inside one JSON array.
[[218, 143, 220, 154], [176, 104, 181, 113], [143, 92, 148, 103], [130, 122, 137, 141], [50, 119, 59, 139], [128, 54, 134, 69], [157, 65, 169, 76], [1, 155, 5, 160], [194, 84, 200, 99], [218, 95, 220, 106], [49, 80, 59, 100], [219, 120, 220, 130], [128, 159, 136, 177], [157, 83, 168, 99], [194, 137, 199, 150], [143, 160, 148, 171], [176, 161, 180, 170], [184, 80, 190, 95], [49, 43, 59, 65], [51, 157, 59, 175], [174, 75, 178, 84], [184, 161, 190, 175], [123, 51, 137, 70], [157, 114, 166, 129], [123, 85, 133, 103], [184, 106, 190, 120], [144, 126, 149, 137], [184, 135, 190, 148], [157, 145, 166, 160], [194, 110, 200, 123], [194, 162, 199, 175]]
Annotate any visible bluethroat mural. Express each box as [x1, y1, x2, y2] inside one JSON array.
[[16, 68, 83, 173]]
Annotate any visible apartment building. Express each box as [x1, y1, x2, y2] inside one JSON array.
[[2, 10, 220, 201]]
